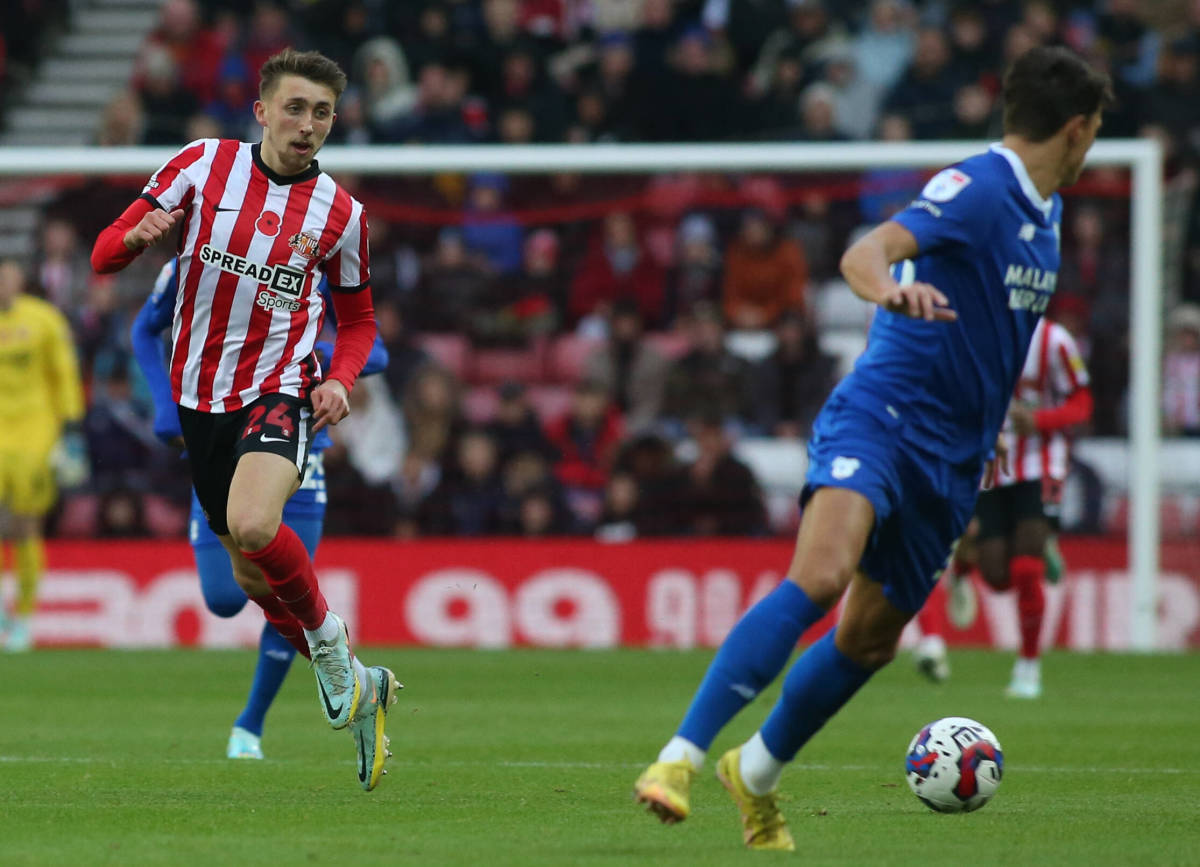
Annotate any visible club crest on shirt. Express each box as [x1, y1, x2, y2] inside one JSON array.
[[289, 230, 322, 260], [921, 168, 971, 202]]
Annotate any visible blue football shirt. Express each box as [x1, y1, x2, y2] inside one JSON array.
[[834, 144, 1063, 466]]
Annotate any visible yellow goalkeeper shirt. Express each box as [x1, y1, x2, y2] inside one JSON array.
[[0, 295, 84, 450]]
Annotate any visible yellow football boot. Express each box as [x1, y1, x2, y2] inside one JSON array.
[[633, 758, 697, 824], [716, 747, 795, 851]]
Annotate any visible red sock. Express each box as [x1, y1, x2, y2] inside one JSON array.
[[241, 524, 329, 630], [1009, 555, 1045, 660], [915, 605, 939, 636], [248, 593, 311, 659]]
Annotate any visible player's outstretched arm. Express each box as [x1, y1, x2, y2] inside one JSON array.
[[840, 222, 956, 322]]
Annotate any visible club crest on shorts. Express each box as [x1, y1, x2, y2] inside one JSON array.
[[831, 456, 860, 479], [288, 230, 322, 260]]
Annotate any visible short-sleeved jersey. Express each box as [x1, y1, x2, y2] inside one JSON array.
[[142, 138, 369, 413], [0, 295, 84, 444], [997, 318, 1089, 485], [834, 144, 1063, 468]]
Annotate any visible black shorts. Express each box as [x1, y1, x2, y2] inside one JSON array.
[[974, 478, 1062, 540], [177, 393, 313, 536]]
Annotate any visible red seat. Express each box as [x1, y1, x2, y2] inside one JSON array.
[[644, 331, 691, 360], [468, 339, 547, 385], [547, 334, 604, 384], [526, 385, 573, 423], [416, 333, 470, 381], [463, 386, 500, 423]]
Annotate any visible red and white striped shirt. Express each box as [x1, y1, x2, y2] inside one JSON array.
[[142, 138, 369, 413], [997, 319, 1090, 485]]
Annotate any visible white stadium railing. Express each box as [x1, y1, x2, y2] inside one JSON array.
[[0, 139, 1164, 649]]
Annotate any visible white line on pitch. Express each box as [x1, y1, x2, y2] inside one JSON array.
[[0, 756, 1193, 774]]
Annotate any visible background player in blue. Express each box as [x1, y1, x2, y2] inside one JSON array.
[[634, 46, 1111, 850], [132, 258, 388, 760]]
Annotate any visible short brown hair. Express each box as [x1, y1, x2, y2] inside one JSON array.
[[1003, 46, 1113, 142], [259, 48, 347, 102]]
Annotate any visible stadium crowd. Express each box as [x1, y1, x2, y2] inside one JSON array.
[[9, 0, 1200, 538]]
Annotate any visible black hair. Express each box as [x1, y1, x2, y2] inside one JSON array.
[[1002, 46, 1113, 142]]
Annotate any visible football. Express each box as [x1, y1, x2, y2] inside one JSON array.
[[905, 716, 1004, 813]]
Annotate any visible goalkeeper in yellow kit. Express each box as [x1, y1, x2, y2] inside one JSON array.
[[0, 259, 85, 651]]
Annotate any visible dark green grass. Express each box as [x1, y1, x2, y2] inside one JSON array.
[[1, 648, 1197, 866]]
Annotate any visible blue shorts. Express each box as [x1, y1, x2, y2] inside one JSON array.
[[802, 393, 981, 613]]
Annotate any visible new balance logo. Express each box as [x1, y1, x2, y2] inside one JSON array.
[[729, 683, 757, 700], [831, 457, 860, 480], [1018, 223, 1036, 242]]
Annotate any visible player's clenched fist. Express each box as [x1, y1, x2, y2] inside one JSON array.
[[882, 281, 957, 322], [310, 379, 350, 432], [123, 208, 185, 251]]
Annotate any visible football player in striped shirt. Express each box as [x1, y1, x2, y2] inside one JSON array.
[[132, 258, 389, 759], [914, 316, 1093, 697], [93, 49, 395, 790]]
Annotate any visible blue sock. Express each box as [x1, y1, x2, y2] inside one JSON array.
[[759, 629, 872, 763], [234, 623, 297, 736], [677, 581, 825, 750]]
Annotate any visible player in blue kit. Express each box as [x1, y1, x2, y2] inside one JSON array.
[[132, 258, 388, 760], [634, 46, 1111, 850]]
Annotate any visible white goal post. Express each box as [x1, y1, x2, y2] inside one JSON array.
[[0, 139, 1164, 649]]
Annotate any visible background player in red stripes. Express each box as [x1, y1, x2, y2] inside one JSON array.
[[914, 316, 1093, 697], [91, 48, 397, 790]]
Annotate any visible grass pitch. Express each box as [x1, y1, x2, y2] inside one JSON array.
[[1, 647, 1197, 866]]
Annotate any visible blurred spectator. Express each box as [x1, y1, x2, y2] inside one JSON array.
[[1053, 205, 1128, 329], [353, 37, 417, 135], [232, 3, 296, 84], [379, 60, 473, 143], [493, 45, 568, 140], [662, 302, 754, 431], [97, 491, 149, 538], [403, 363, 467, 471], [420, 428, 506, 534], [74, 278, 131, 379], [749, 309, 838, 438], [946, 5, 992, 87], [462, 173, 525, 275], [497, 448, 569, 531], [84, 364, 158, 494], [612, 432, 686, 535], [584, 297, 670, 433], [1144, 37, 1200, 162], [679, 412, 767, 536], [97, 91, 145, 146], [36, 219, 90, 312], [820, 47, 882, 141], [643, 26, 744, 142], [594, 471, 642, 541], [858, 114, 923, 223], [134, 0, 224, 105], [486, 381, 558, 465], [666, 213, 723, 324], [950, 82, 997, 139], [515, 483, 575, 536], [882, 26, 958, 139], [375, 301, 429, 402], [203, 55, 256, 140], [570, 212, 666, 329], [1163, 304, 1200, 436], [749, 0, 845, 100], [417, 228, 492, 332], [474, 229, 564, 345], [330, 375, 406, 488], [545, 379, 625, 520], [1098, 0, 1158, 88], [851, 0, 916, 94], [136, 45, 200, 144], [796, 82, 844, 141], [722, 208, 808, 329]]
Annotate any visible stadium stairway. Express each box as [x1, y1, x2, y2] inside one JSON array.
[[0, 0, 157, 257]]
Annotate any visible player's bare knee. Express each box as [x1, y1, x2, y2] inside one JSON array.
[[226, 510, 280, 553], [789, 558, 855, 608], [836, 631, 897, 670]]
